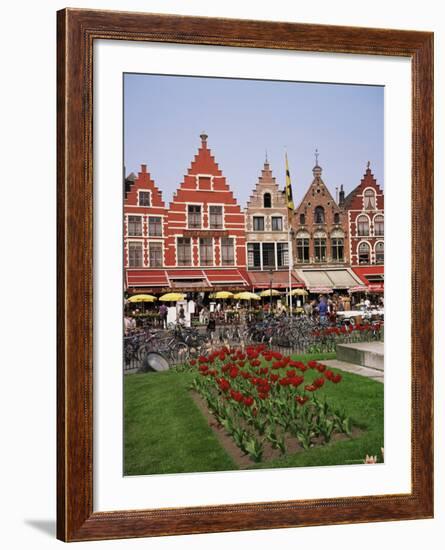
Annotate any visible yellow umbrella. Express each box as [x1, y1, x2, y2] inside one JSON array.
[[211, 291, 234, 299], [290, 288, 308, 296], [259, 289, 282, 297], [127, 294, 157, 303], [159, 292, 186, 302], [233, 291, 261, 300]]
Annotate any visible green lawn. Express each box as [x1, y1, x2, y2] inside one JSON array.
[[124, 352, 383, 475], [124, 370, 236, 475]]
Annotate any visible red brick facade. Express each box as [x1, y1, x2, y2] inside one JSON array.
[[164, 133, 246, 270], [124, 134, 248, 292], [123, 141, 383, 294], [292, 161, 349, 266], [124, 164, 167, 270], [344, 163, 384, 266]]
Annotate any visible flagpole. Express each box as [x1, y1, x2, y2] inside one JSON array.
[[285, 151, 294, 317], [288, 222, 293, 316]]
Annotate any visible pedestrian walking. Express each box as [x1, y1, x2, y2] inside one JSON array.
[[159, 303, 168, 329]]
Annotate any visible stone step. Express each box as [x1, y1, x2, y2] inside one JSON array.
[[336, 342, 384, 371], [322, 359, 384, 383]]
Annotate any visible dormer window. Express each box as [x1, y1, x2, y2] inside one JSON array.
[[334, 212, 340, 224], [263, 193, 272, 208]]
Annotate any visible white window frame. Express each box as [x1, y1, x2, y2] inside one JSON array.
[[362, 187, 377, 211], [356, 213, 371, 237], [357, 239, 372, 264], [147, 215, 163, 237], [208, 203, 225, 230], [176, 236, 192, 267], [186, 202, 203, 230], [373, 213, 385, 237], [126, 239, 144, 268], [198, 236, 215, 267], [148, 240, 163, 268], [126, 213, 144, 237], [137, 189, 151, 207]]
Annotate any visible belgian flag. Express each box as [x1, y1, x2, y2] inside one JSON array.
[[285, 153, 295, 220]]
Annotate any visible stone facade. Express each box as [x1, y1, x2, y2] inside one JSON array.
[[245, 160, 291, 271], [292, 159, 349, 267]]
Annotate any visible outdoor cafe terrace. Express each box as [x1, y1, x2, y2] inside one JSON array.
[[125, 266, 383, 295]]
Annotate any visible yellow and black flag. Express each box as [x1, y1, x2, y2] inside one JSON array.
[[285, 153, 295, 220]]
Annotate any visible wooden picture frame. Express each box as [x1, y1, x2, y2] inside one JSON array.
[[57, 8, 434, 542]]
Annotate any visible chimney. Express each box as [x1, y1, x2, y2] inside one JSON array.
[[335, 186, 339, 203], [141, 164, 147, 173]]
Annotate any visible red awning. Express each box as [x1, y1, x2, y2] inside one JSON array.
[[247, 271, 303, 289], [126, 269, 169, 287], [166, 269, 206, 279], [352, 266, 384, 292], [205, 269, 249, 287]]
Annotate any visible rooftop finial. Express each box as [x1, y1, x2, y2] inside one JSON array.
[[367, 160, 371, 169], [315, 148, 319, 166], [200, 131, 208, 146], [265, 149, 268, 164]]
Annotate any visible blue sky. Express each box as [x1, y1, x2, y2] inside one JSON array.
[[124, 73, 384, 206]]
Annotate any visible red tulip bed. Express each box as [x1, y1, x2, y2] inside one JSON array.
[[189, 344, 353, 464], [306, 322, 384, 353]]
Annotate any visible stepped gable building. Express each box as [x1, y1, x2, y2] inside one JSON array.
[[124, 164, 168, 292], [292, 152, 363, 293], [162, 132, 249, 291], [343, 162, 384, 292], [245, 158, 302, 290]]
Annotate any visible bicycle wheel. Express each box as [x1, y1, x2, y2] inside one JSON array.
[[171, 342, 189, 364]]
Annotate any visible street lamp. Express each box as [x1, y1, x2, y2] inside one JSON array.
[[269, 269, 274, 312]]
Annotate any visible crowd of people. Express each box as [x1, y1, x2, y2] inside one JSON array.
[[124, 292, 384, 336]]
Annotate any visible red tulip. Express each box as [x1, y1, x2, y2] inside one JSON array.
[[229, 366, 239, 379], [230, 390, 243, 402], [218, 378, 231, 392], [313, 377, 325, 388], [296, 395, 309, 405]]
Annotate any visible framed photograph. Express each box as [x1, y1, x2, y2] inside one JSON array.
[[57, 8, 433, 542]]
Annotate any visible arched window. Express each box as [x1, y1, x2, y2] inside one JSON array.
[[358, 242, 371, 264], [374, 215, 384, 236], [299, 213, 305, 225], [357, 215, 369, 236], [334, 212, 340, 224], [263, 192, 272, 208], [375, 242, 384, 263], [364, 189, 376, 210], [314, 206, 325, 224]]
